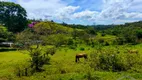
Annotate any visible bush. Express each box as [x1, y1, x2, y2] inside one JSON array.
[[115, 37, 126, 45], [14, 62, 33, 77], [104, 42, 109, 46], [30, 49, 51, 72], [67, 38, 74, 45], [136, 30, 142, 39], [101, 33, 106, 36], [90, 49, 142, 72], [80, 47, 85, 51], [0, 48, 16, 52], [45, 47, 56, 55], [69, 45, 76, 50], [98, 39, 104, 44]]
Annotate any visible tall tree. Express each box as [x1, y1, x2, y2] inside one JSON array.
[[0, 2, 27, 33]]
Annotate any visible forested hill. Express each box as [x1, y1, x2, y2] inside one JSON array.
[[31, 21, 97, 36], [123, 21, 142, 28], [60, 21, 142, 30], [58, 20, 142, 45], [33, 21, 74, 34], [101, 21, 142, 45]]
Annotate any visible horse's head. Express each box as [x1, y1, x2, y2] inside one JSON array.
[[84, 53, 88, 59]]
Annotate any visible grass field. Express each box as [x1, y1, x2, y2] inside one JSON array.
[[0, 51, 29, 79], [0, 44, 142, 80]]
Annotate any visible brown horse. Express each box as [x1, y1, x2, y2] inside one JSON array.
[[75, 53, 87, 62]]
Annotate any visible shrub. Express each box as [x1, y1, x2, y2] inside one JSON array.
[[0, 48, 16, 52], [101, 33, 106, 36], [80, 47, 85, 51], [30, 49, 51, 72], [14, 62, 33, 77], [67, 38, 74, 45], [115, 37, 126, 45], [45, 47, 56, 55], [104, 41, 109, 46], [90, 49, 142, 72], [136, 30, 142, 39], [98, 39, 104, 44], [69, 45, 76, 50]]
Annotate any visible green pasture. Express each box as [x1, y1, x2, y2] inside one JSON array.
[[0, 51, 29, 78], [0, 44, 142, 80]]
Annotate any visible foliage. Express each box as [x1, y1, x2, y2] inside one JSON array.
[[72, 28, 92, 45], [136, 30, 142, 39], [45, 34, 69, 47], [85, 27, 97, 35], [90, 48, 142, 72], [67, 38, 74, 45], [0, 25, 15, 42], [0, 48, 16, 52], [34, 21, 73, 35], [16, 28, 40, 50], [16, 28, 56, 73], [14, 62, 32, 77], [0, 2, 27, 33], [102, 21, 142, 44], [79, 47, 85, 51], [30, 49, 50, 72]]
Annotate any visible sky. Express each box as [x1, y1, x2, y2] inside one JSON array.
[[2, 0, 142, 25]]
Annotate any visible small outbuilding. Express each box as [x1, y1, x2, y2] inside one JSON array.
[[0, 42, 13, 47]]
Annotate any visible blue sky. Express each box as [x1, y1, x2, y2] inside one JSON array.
[[4, 0, 142, 25]]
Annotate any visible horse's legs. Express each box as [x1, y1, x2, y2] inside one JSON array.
[[75, 57, 78, 62], [78, 58, 80, 62]]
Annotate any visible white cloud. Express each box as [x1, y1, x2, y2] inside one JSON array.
[[0, 0, 13, 2], [99, 0, 133, 20], [14, 0, 142, 24], [90, 0, 142, 24], [73, 10, 99, 20], [17, 0, 67, 19], [129, 0, 142, 12], [55, 6, 80, 20], [124, 12, 142, 19], [17, 0, 80, 21]]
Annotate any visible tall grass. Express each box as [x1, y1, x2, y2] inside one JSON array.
[[90, 48, 142, 72]]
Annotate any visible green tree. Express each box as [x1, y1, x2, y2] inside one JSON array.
[[45, 34, 69, 47], [0, 2, 27, 33], [136, 30, 142, 39], [0, 25, 15, 42], [16, 29, 55, 72]]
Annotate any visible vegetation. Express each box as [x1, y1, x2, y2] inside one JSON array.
[[0, 1, 142, 80], [0, 2, 27, 33], [0, 25, 15, 42]]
